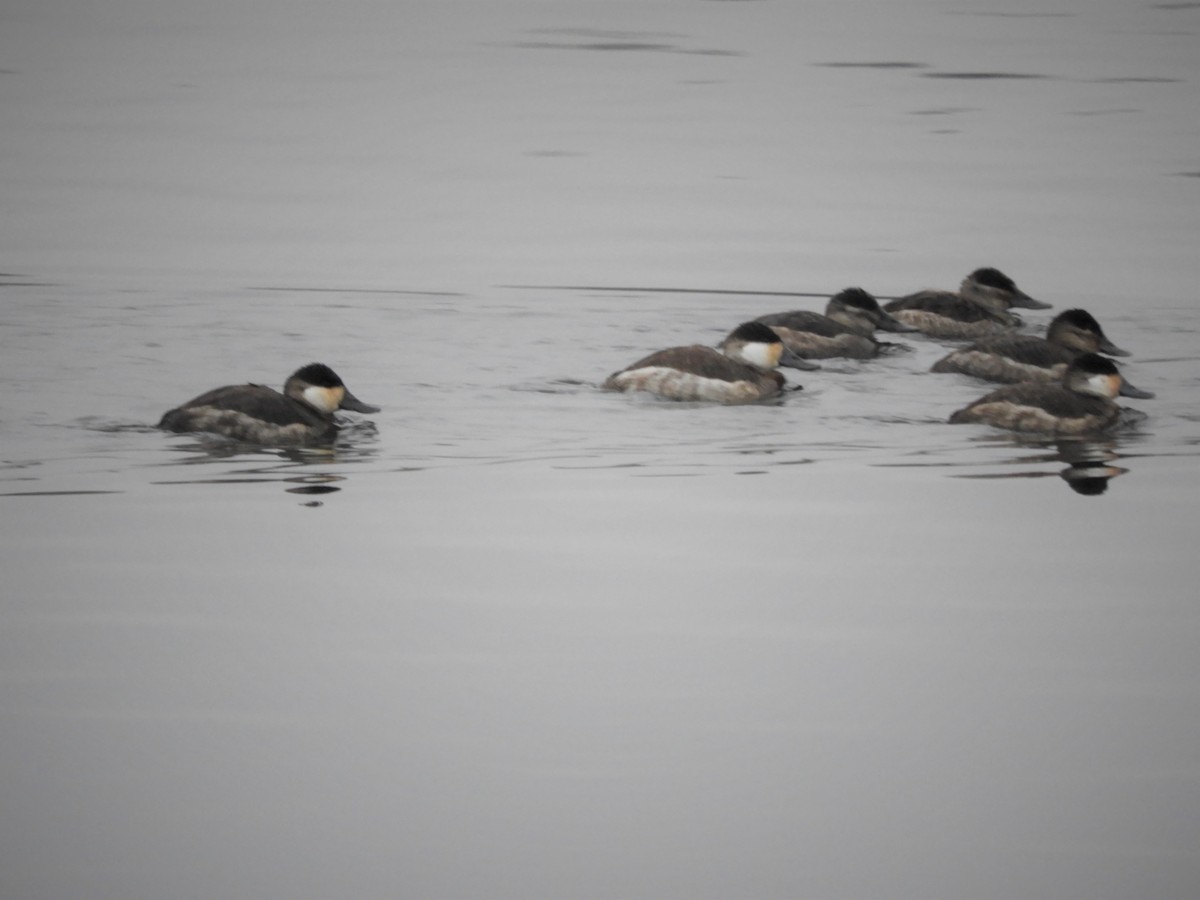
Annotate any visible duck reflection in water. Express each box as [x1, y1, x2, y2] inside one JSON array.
[[1055, 439, 1130, 496], [958, 437, 1132, 496], [157, 443, 376, 499]]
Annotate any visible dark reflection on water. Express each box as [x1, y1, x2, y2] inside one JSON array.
[[510, 28, 741, 56], [285, 475, 344, 499], [816, 61, 928, 69], [946, 9, 1076, 16], [77, 419, 161, 435], [921, 71, 1053, 80], [911, 107, 978, 116], [1056, 440, 1132, 496], [1090, 77, 1183, 84], [813, 62, 1052, 79], [952, 437, 1136, 496], [0, 490, 124, 497], [151, 422, 378, 497]]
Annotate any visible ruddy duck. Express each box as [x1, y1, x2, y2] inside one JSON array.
[[602, 321, 817, 404], [932, 308, 1131, 384], [884, 267, 1051, 339], [948, 353, 1154, 436], [159, 363, 380, 444], [754, 287, 917, 359]]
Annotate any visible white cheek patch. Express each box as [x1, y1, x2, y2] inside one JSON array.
[[1083, 373, 1118, 399], [739, 341, 780, 370], [302, 385, 343, 413]]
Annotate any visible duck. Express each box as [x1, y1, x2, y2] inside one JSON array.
[[159, 363, 380, 444], [884, 267, 1051, 339], [948, 352, 1154, 436], [931, 308, 1131, 384], [754, 287, 917, 359], [602, 321, 818, 404]]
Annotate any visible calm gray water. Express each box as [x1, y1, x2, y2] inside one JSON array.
[[3, 2, 1200, 899]]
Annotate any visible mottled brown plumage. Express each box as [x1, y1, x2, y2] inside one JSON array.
[[949, 353, 1152, 435], [159, 363, 379, 444], [885, 267, 1049, 339], [932, 308, 1130, 383], [603, 321, 799, 403], [756, 288, 915, 359]]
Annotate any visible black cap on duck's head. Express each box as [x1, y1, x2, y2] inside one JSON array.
[[719, 321, 820, 371], [724, 321, 781, 345], [1065, 353, 1154, 400], [966, 266, 1051, 310], [830, 287, 918, 333], [833, 287, 882, 313], [292, 363, 344, 389], [969, 267, 1016, 292], [1051, 308, 1130, 357], [1054, 308, 1102, 332], [286, 363, 381, 414]]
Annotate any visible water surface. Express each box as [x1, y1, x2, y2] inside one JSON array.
[[2, 2, 1199, 899]]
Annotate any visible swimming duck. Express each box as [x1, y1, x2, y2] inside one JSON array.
[[602, 321, 817, 404], [754, 287, 917, 359], [884, 267, 1051, 339], [932, 308, 1131, 384], [948, 353, 1153, 436], [159, 363, 380, 444]]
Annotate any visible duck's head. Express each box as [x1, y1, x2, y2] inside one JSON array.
[[1048, 309, 1130, 357], [962, 267, 1051, 311], [719, 321, 820, 371], [1064, 353, 1154, 400], [827, 287, 917, 334], [285, 363, 381, 415]]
